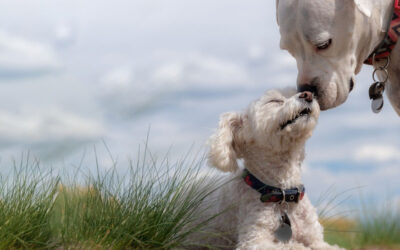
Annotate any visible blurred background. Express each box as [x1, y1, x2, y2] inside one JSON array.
[[0, 0, 399, 211]]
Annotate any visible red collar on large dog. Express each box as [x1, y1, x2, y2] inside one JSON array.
[[364, 0, 400, 65]]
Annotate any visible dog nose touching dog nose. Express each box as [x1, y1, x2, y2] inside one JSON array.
[[299, 91, 313, 103], [297, 84, 317, 96]]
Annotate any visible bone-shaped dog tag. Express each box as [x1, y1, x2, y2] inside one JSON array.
[[274, 212, 292, 243], [369, 82, 385, 100]]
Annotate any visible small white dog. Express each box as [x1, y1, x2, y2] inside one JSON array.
[[204, 89, 341, 249], [276, 0, 400, 115]]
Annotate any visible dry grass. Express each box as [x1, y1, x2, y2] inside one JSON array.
[[322, 215, 400, 250]]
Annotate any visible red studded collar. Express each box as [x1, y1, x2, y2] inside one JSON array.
[[365, 0, 400, 65]]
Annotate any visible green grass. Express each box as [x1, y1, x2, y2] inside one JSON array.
[[0, 150, 398, 249], [0, 148, 224, 249], [322, 211, 400, 249], [0, 156, 59, 248], [51, 152, 224, 249], [319, 188, 400, 249]]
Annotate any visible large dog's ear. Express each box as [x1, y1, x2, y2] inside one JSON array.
[[208, 112, 244, 173], [354, 0, 373, 17], [276, 0, 280, 24]]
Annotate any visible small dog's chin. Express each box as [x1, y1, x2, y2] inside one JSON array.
[[282, 115, 317, 136]]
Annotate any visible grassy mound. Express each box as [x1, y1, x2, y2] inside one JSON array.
[[0, 149, 223, 249], [0, 150, 397, 249]]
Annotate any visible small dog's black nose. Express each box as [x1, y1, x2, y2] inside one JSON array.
[[299, 91, 313, 103]]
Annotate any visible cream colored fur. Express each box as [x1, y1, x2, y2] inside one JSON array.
[[276, 0, 400, 115], [204, 89, 342, 249]]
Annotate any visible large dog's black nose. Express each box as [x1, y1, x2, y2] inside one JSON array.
[[299, 91, 313, 103], [297, 84, 318, 97]]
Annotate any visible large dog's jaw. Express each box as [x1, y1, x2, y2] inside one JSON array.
[[276, 0, 392, 110]]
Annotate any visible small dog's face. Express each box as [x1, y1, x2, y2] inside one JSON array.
[[276, 0, 373, 110], [248, 89, 320, 146], [208, 88, 320, 172]]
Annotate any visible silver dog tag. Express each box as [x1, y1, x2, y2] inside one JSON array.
[[371, 97, 384, 113], [274, 212, 292, 243]]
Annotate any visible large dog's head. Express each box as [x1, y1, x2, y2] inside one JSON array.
[[208, 89, 320, 172], [276, 0, 388, 110]]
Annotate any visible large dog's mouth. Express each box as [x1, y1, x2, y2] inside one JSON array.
[[280, 108, 312, 130]]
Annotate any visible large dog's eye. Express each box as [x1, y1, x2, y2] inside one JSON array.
[[316, 39, 332, 50]]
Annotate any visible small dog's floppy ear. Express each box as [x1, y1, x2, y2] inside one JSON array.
[[208, 112, 243, 173], [353, 0, 372, 17]]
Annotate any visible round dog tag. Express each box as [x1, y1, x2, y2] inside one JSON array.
[[371, 97, 384, 113], [274, 222, 292, 242], [274, 213, 292, 243]]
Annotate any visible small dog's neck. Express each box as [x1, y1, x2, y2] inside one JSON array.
[[242, 144, 304, 189]]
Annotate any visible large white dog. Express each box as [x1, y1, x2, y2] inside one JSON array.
[[203, 89, 341, 249], [276, 0, 400, 115]]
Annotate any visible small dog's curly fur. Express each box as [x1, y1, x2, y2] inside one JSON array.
[[202, 88, 342, 250]]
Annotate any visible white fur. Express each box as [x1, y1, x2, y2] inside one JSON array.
[[276, 0, 400, 115], [203, 89, 342, 249], [354, 0, 373, 17]]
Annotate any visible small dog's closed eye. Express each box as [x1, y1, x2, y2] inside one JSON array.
[[190, 88, 343, 249]]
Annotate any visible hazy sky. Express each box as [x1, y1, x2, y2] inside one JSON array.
[[0, 0, 399, 211]]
